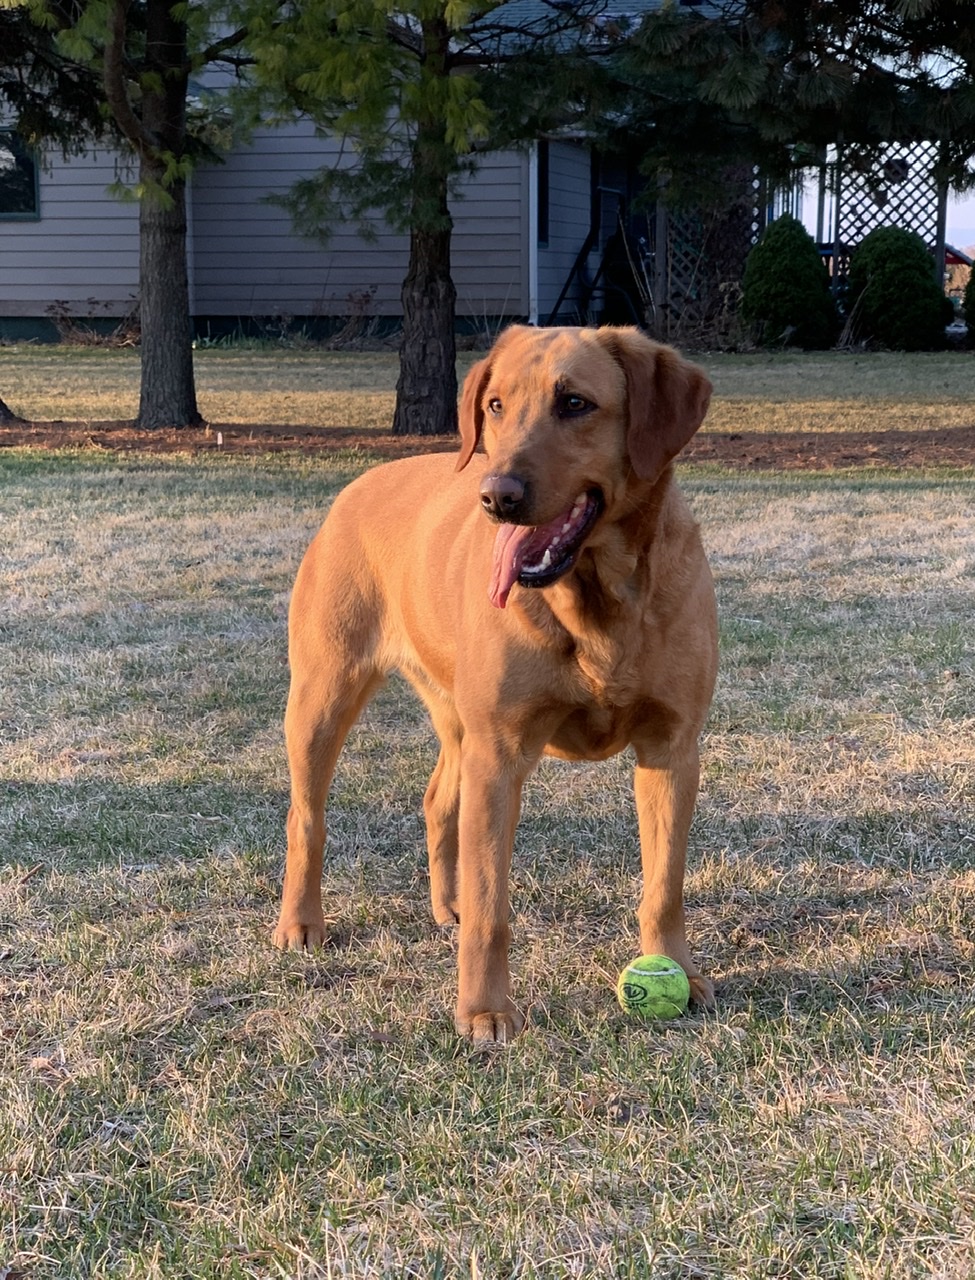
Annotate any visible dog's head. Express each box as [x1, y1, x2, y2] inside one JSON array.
[[455, 325, 712, 607]]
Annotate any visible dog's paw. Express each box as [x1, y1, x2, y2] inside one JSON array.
[[431, 903, 460, 927], [688, 974, 716, 1009], [455, 1007, 525, 1046], [271, 916, 327, 952]]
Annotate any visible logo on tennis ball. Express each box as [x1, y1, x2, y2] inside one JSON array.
[[620, 981, 651, 1005], [616, 954, 690, 1019]]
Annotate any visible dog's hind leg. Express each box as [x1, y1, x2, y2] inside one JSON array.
[[273, 533, 386, 952], [422, 707, 463, 925], [273, 665, 383, 951]]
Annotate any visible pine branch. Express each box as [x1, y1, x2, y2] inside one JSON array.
[[198, 24, 252, 68], [386, 16, 422, 57], [102, 0, 155, 155]]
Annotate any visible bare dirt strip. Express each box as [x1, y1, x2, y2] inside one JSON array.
[[4, 419, 975, 469]]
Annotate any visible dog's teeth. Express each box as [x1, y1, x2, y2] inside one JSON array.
[[551, 535, 561, 546], [540, 548, 552, 570], [561, 522, 571, 533]]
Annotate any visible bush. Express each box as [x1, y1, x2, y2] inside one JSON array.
[[846, 226, 953, 351], [741, 214, 838, 349], [964, 265, 975, 344]]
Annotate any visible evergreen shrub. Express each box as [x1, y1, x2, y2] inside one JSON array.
[[847, 226, 953, 350], [741, 214, 838, 349]]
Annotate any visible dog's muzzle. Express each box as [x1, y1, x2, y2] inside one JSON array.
[[487, 489, 604, 609]]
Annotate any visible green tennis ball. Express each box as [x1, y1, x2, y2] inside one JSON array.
[[617, 954, 691, 1019]]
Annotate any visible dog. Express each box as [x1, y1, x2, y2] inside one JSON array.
[[273, 325, 718, 1043]]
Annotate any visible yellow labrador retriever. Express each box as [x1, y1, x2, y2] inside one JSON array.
[[273, 325, 717, 1043]]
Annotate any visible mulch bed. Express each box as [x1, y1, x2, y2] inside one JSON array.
[[4, 419, 975, 469]]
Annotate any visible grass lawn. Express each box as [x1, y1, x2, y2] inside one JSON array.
[[1, 352, 975, 1277], [1, 343, 973, 434]]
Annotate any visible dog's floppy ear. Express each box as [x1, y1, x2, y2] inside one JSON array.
[[603, 328, 712, 481], [456, 326, 535, 472], [455, 355, 492, 471]]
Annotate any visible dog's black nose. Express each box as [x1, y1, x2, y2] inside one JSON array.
[[480, 474, 527, 520]]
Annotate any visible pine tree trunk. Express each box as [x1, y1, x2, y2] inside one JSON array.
[[0, 395, 23, 423], [394, 222, 458, 435], [136, 159, 201, 429], [132, 0, 201, 429], [392, 15, 457, 437]]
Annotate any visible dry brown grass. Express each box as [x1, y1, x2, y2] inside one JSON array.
[[1, 446, 974, 1277], [1, 344, 972, 435]]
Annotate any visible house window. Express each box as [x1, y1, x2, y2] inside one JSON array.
[[537, 139, 549, 246], [0, 131, 39, 219]]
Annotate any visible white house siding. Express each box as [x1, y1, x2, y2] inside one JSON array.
[[0, 148, 139, 318], [452, 148, 530, 324], [536, 140, 592, 324], [1, 124, 533, 326], [190, 123, 530, 322]]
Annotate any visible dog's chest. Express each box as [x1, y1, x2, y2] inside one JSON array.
[[554, 593, 657, 700], [546, 692, 675, 761], [545, 627, 673, 760]]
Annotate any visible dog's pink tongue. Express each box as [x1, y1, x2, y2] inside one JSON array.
[[489, 523, 536, 609]]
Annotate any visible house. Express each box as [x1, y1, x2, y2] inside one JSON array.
[[4, 1, 967, 345], [0, 118, 609, 342], [2, 113, 771, 346], [4, 0, 741, 345]]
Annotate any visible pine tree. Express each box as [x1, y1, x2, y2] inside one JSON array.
[[612, 1, 975, 216], [0, 395, 24, 423], [19, 0, 250, 428], [243, 1, 608, 436], [2, 3, 106, 422]]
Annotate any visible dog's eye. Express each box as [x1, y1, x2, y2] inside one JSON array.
[[557, 393, 593, 418], [487, 398, 503, 416]]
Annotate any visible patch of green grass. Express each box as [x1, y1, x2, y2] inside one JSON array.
[[1, 449, 974, 1277]]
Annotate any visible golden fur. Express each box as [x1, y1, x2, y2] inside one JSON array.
[[273, 325, 718, 1043]]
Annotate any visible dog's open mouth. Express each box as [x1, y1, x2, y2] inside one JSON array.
[[488, 490, 604, 609]]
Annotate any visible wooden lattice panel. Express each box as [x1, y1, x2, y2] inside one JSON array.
[[658, 188, 754, 343], [835, 141, 941, 251], [667, 212, 707, 311]]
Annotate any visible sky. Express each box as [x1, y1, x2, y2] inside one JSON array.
[[946, 191, 975, 251]]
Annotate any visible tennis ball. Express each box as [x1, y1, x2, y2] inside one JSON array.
[[617, 954, 690, 1019]]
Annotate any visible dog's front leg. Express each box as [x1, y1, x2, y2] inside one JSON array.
[[453, 740, 530, 1044], [633, 742, 715, 1008]]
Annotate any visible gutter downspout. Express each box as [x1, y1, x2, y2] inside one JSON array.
[[528, 142, 539, 325]]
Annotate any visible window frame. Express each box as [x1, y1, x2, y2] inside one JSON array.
[[0, 129, 41, 221]]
